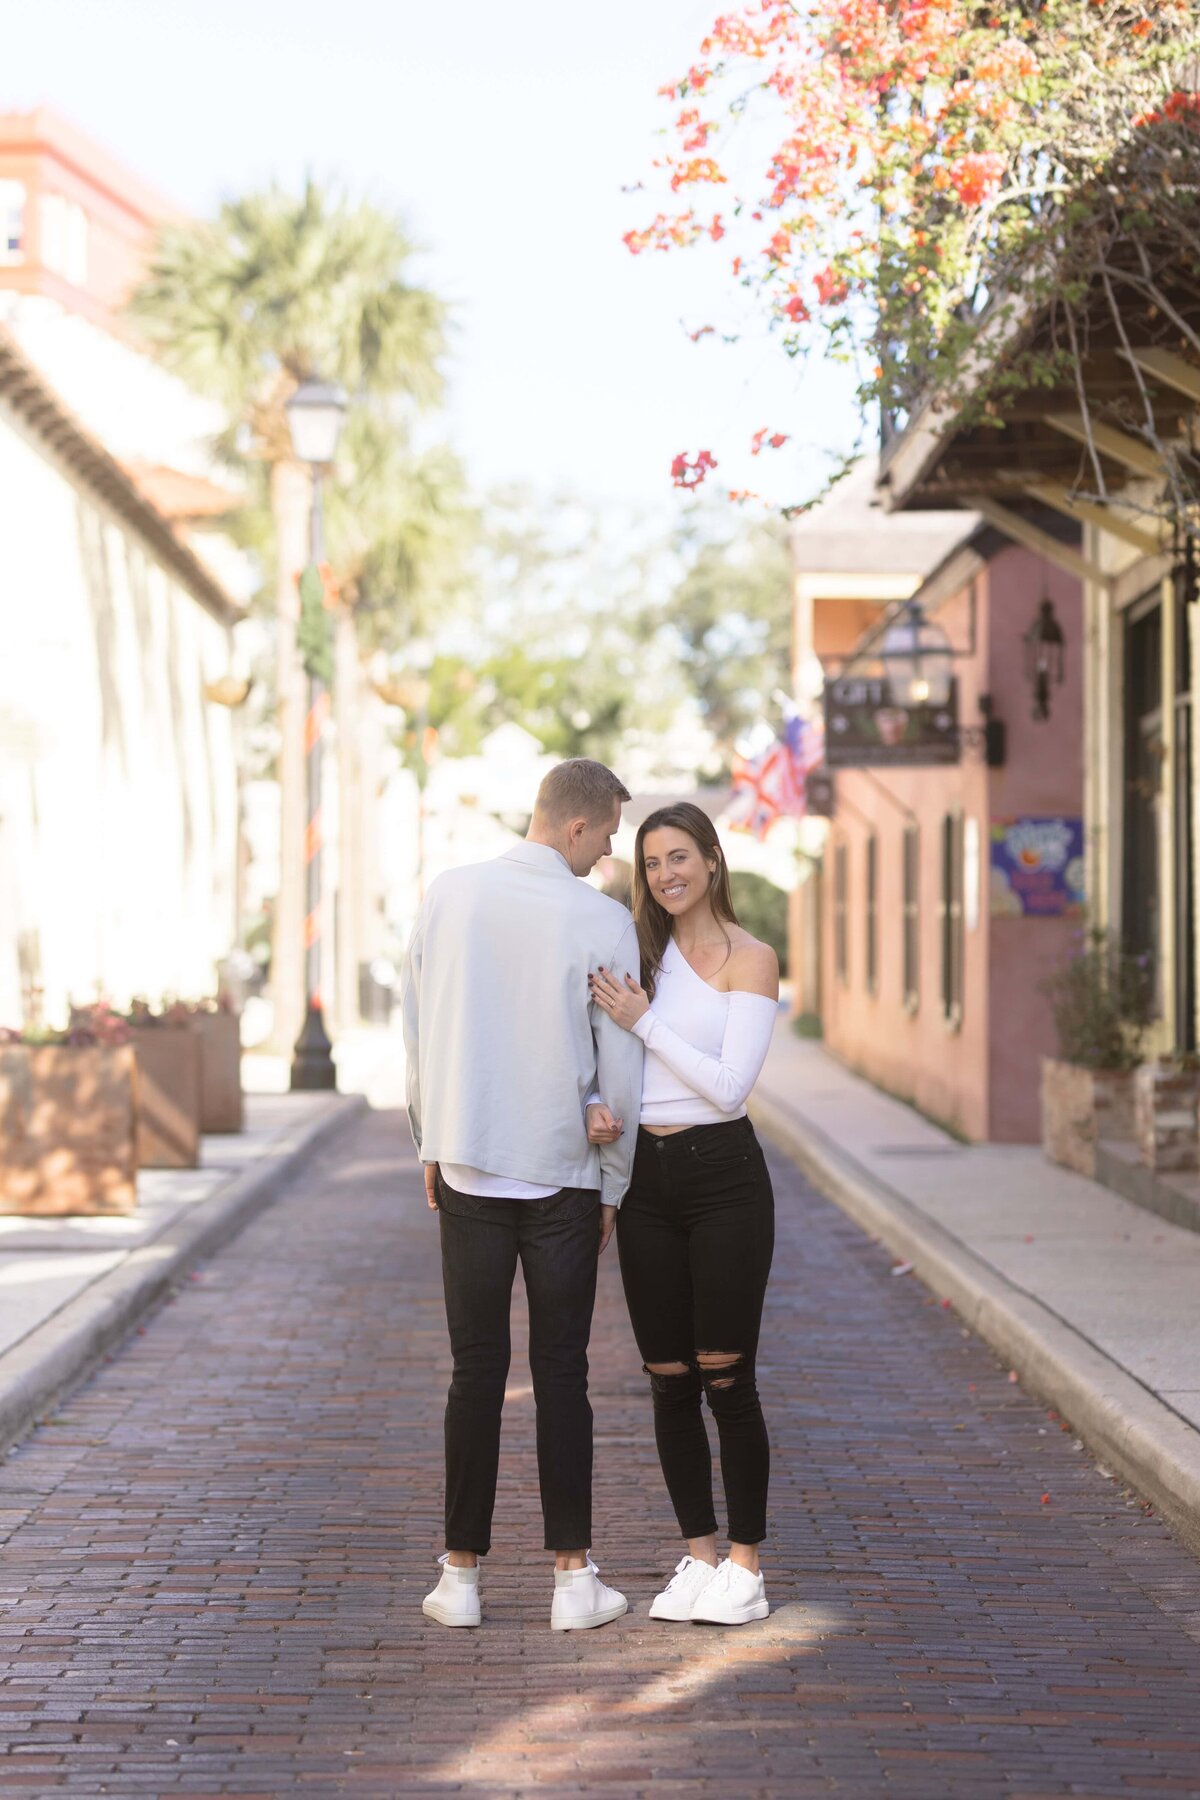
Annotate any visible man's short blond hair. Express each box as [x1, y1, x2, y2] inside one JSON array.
[[535, 758, 631, 825]]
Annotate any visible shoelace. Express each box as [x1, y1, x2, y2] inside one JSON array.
[[663, 1555, 699, 1592], [665, 1555, 718, 1594], [708, 1559, 737, 1593]]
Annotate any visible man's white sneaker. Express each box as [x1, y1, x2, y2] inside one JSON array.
[[648, 1555, 721, 1622], [550, 1555, 628, 1631], [689, 1557, 769, 1625], [422, 1554, 481, 1628]]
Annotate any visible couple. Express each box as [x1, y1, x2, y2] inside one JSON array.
[[400, 758, 779, 1631]]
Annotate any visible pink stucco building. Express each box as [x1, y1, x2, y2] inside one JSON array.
[[791, 477, 1085, 1144]]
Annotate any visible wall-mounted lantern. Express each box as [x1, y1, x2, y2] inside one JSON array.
[[879, 601, 954, 709], [1023, 598, 1065, 721]]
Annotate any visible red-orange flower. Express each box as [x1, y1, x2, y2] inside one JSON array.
[[672, 449, 718, 489], [814, 265, 849, 306], [947, 151, 1006, 207]]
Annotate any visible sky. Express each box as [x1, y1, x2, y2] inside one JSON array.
[[6, 0, 860, 514]]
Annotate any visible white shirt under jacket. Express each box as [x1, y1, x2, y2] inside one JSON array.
[[399, 842, 644, 1209]]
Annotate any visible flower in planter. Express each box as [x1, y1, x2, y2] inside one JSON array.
[[0, 1005, 131, 1047], [65, 1003, 132, 1047], [123, 996, 229, 1027]]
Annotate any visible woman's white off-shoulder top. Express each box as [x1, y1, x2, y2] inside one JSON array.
[[632, 937, 777, 1127]]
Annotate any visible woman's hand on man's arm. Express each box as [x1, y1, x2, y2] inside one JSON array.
[[589, 966, 649, 1032]]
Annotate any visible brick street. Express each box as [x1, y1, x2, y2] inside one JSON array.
[[2, 1111, 1200, 1799]]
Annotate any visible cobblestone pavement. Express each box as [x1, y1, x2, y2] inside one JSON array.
[[3, 1110, 1200, 1799]]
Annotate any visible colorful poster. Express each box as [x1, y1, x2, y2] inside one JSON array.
[[989, 817, 1085, 918]]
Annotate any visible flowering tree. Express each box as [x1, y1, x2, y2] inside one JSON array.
[[630, 1, 1200, 519]]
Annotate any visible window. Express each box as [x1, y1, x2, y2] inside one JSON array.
[[940, 811, 964, 1027], [902, 823, 920, 1012], [865, 834, 879, 996], [834, 841, 849, 986], [0, 180, 25, 264], [39, 193, 88, 285]]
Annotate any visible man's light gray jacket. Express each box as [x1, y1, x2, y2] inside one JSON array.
[[399, 842, 644, 1208]]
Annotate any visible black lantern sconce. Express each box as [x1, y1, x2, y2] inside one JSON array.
[[878, 600, 955, 709], [1023, 598, 1066, 721]]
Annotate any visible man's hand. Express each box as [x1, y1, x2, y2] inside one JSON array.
[[598, 1203, 617, 1256], [586, 1102, 624, 1145], [425, 1163, 438, 1211]]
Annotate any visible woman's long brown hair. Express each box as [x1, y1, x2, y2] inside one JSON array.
[[632, 803, 740, 1001]]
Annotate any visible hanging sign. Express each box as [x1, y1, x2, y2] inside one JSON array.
[[822, 677, 960, 767], [989, 816, 1085, 917], [805, 767, 835, 818]]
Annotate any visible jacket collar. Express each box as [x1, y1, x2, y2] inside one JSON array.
[[502, 841, 575, 878]]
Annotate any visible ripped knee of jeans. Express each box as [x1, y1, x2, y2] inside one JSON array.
[[644, 1360, 701, 1403], [697, 1350, 756, 1408]]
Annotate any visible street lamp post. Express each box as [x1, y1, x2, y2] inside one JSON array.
[[286, 377, 348, 1092]]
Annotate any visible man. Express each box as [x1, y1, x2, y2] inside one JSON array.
[[400, 758, 643, 1631]]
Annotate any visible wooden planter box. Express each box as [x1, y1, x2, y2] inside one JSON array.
[[1134, 1062, 1200, 1174], [0, 1044, 138, 1215], [192, 1009, 243, 1134], [129, 1025, 200, 1169], [1041, 1056, 1136, 1179]]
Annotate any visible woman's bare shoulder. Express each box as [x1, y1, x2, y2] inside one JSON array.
[[725, 930, 780, 999]]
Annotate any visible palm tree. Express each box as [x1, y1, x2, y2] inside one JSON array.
[[321, 411, 477, 1029], [128, 179, 447, 1052]]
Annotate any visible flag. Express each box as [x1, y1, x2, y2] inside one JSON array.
[[728, 713, 825, 840]]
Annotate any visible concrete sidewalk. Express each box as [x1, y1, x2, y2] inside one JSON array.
[[0, 1092, 365, 1454], [751, 1024, 1200, 1552]]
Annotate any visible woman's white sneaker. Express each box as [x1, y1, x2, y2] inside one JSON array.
[[689, 1557, 769, 1625], [550, 1555, 628, 1631], [648, 1555, 721, 1621], [422, 1553, 481, 1628]]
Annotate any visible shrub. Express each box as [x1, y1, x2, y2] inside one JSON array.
[[729, 871, 788, 972], [1040, 930, 1155, 1072]]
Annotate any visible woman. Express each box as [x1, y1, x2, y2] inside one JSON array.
[[588, 802, 778, 1625]]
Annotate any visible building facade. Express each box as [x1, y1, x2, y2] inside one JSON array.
[[0, 330, 241, 1025], [0, 112, 249, 1029], [879, 291, 1199, 1066], [817, 532, 1083, 1142]]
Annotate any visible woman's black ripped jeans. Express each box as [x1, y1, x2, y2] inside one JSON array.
[[616, 1117, 774, 1545]]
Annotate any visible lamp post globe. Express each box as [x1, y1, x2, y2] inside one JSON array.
[[285, 378, 349, 466], [287, 375, 348, 1093]]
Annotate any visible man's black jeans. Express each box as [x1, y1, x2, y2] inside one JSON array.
[[435, 1171, 600, 1555]]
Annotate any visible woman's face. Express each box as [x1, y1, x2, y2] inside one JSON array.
[[641, 826, 717, 920]]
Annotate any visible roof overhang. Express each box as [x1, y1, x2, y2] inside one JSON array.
[[877, 256, 1199, 557], [0, 326, 242, 629]]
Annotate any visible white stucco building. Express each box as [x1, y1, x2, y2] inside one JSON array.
[[0, 328, 243, 1025]]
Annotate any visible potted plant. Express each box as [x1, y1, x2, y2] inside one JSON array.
[[1133, 1053, 1200, 1175], [124, 999, 201, 1169], [1040, 931, 1154, 1178], [0, 1008, 138, 1216], [187, 995, 244, 1134]]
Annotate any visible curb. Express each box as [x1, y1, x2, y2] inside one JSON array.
[[0, 1094, 368, 1456], [750, 1085, 1200, 1555]]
